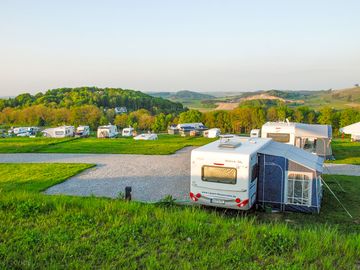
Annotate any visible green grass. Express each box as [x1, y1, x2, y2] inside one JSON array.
[[0, 163, 359, 269], [0, 135, 215, 154], [328, 138, 360, 165]]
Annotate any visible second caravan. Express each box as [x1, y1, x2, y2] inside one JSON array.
[[97, 125, 118, 138]]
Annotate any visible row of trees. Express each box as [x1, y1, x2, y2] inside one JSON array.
[[1, 102, 359, 134], [178, 106, 360, 133]]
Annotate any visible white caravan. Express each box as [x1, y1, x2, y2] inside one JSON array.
[[133, 133, 158, 140], [250, 129, 260, 138], [42, 126, 75, 138], [203, 128, 221, 138], [97, 125, 118, 138], [190, 136, 271, 210], [122, 127, 135, 137], [75, 126, 90, 137], [261, 121, 332, 158]]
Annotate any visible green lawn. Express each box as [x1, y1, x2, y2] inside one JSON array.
[[328, 138, 360, 165], [0, 135, 215, 154], [0, 163, 359, 269]]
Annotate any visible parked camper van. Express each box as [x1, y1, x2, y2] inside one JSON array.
[[42, 126, 75, 138], [122, 127, 134, 137], [75, 126, 90, 137], [203, 128, 221, 138], [97, 125, 118, 138], [250, 129, 260, 138], [190, 136, 324, 213], [261, 121, 332, 159], [133, 133, 158, 140]]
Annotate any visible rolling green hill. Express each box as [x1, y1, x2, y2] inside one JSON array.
[[0, 87, 185, 114]]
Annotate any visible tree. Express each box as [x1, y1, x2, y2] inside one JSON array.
[[179, 110, 202, 123]]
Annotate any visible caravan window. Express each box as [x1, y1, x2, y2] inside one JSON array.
[[202, 166, 237, 184], [267, 133, 290, 143], [55, 131, 64, 136], [287, 172, 312, 205]]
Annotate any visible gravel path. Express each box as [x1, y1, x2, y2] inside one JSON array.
[[0, 147, 195, 202], [1, 149, 360, 202], [323, 163, 360, 176]]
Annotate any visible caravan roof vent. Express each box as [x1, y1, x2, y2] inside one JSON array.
[[218, 135, 242, 148]]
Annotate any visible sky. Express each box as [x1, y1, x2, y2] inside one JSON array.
[[0, 0, 359, 95]]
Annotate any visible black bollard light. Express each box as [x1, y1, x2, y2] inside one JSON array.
[[125, 186, 132, 201]]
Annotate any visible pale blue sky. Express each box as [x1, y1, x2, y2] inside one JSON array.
[[0, 0, 359, 95]]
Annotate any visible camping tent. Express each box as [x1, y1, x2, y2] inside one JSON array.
[[340, 122, 360, 141], [257, 141, 324, 213]]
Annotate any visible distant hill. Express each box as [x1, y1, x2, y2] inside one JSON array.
[[212, 87, 360, 110], [0, 87, 185, 114], [148, 90, 215, 100]]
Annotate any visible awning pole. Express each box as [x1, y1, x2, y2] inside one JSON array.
[[321, 178, 353, 219]]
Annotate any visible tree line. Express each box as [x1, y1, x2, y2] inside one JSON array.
[[1, 100, 359, 134]]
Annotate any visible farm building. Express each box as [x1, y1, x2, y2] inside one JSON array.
[[261, 121, 332, 159], [340, 122, 360, 141], [190, 136, 324, 214]]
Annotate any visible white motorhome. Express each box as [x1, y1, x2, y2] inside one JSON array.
[[261, 121, 332, 159], [250, 129, 260, 138], [97, 125, 118, 138], [203, 128, 221, 138], [42, 126, 75, 138], [190, 135, 324, 213], [133, 133, 158, 140], [75, 126, 90, 137], [122, 127, 135, 137], [190, 136, 271, 210]]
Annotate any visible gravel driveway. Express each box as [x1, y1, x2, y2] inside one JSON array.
[[0, 147, 194, 202]]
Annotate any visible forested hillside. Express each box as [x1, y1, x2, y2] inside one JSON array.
[[0, 87, 184, 114]]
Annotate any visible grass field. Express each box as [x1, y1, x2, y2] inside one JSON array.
[[327, 138, 360, 165], [0, 163, 359, 269], [0, 135, 215, 154]]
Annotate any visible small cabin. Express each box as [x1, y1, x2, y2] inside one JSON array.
[[190, 136, 324, 214]]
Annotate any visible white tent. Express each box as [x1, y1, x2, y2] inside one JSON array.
[[340, 122, 360, 141]]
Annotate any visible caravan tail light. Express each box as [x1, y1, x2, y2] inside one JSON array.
[[189, 192, 198, 202], [237, 199, 249, 208], [235, 198, 241, 203]]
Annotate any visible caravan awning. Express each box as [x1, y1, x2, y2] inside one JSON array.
[[295, 123, 332, 139], [259, 141, 324, 173]]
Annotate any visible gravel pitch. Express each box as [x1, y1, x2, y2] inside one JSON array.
[[0, 147, 195, 202]]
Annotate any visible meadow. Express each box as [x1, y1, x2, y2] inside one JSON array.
[[0, 163, 359, 269], [0, 135, 215, 155], [327, 138, 360, 165]]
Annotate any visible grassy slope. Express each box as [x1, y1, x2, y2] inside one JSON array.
[[0, 135, 215, 154], [0, 164, 359, 269], [327, 138, 360, 165]]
